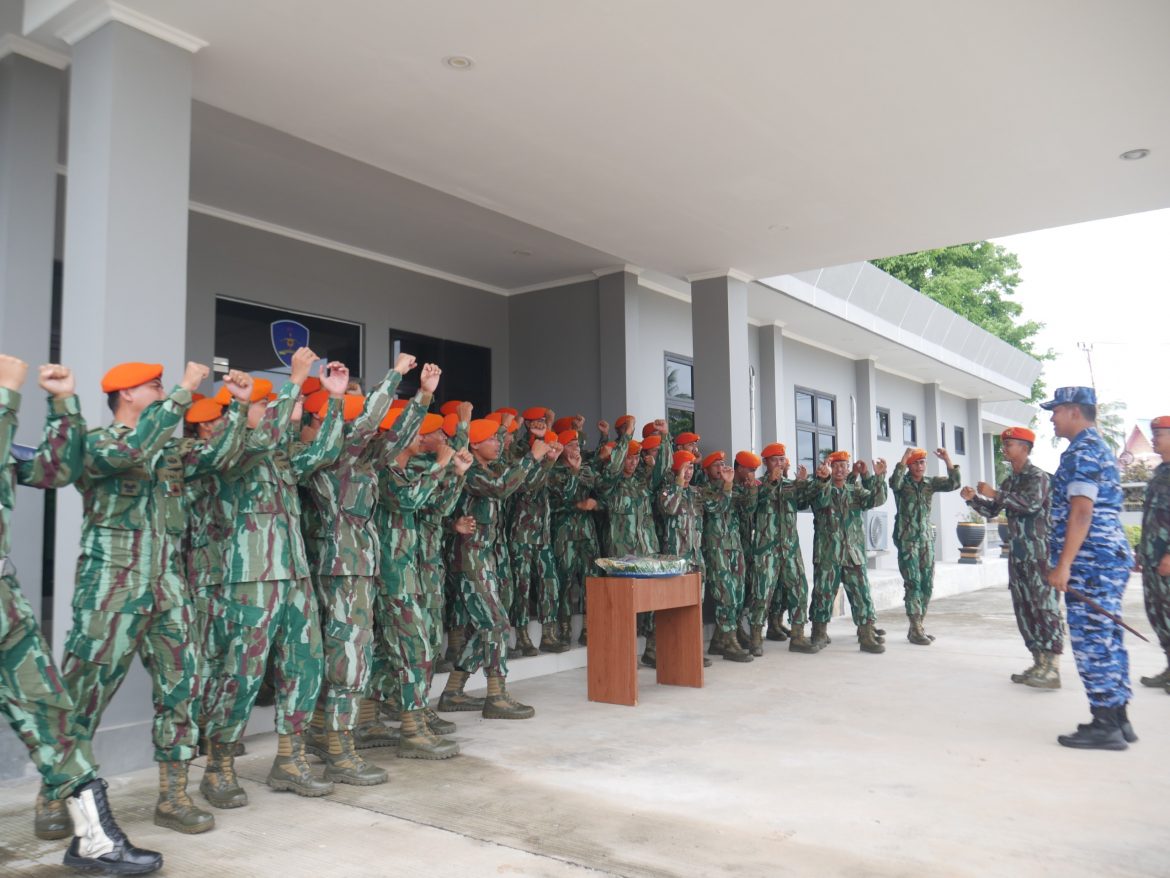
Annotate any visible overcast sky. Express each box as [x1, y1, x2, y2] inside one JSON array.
[[990, 207, 1170, 471]]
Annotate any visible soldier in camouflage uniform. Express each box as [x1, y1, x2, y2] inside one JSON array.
[[655, 450, 712, 669], [732, 452, 761, 653], [962, 426, 1062, 688], [595, 420, 647, 557], [753, 443, 817, 653], [1044, 387, 1136, 750], [547, 418, 597, 646], [202, 348, 347, 803], [889, 446, 960, 644], [810, 451, 889, 653], [1, 356, 163, 873], [1138, 415, 1170, 692], [699, 453, 752, 662], [297, 354, 423, 785], [438, 419, 558, 719]]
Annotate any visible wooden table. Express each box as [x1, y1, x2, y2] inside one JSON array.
[[585, 572, 704, 706]]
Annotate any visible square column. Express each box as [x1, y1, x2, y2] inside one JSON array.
[[690, 274, 751, 458], [758, 325, 783, 443], [598, 269, 640, 419], [965, 398, 985, 491], [923, 382, 944, 555], [853, 358, 878, 464]]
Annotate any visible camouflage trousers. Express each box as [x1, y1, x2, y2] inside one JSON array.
[[190, 584, 230, 729], [896, 539, 935, 617], [554, 533, 598, 619], [205, 578, 323, 743], [1065, 564, 1131, 709], [1142, 567, 1170, 652], [313, 574, 375, 730], [456, 560, 509, 677], [754, 549, 810, 626], [509, 542, 560, 626], [810, 561, 876, 625], [702, 547, 746, 634], [1007, 557, 1063, 654], [385, 593, 439, 712], [1, 574, 95, 799]]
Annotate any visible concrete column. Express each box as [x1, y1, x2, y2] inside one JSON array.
[[923, 382, 944, 553], [853, 358, 878, 464], [965, 398, 985, 490], [758, 325, 783, 443], [690, 274, 751, 459], [52, 21, 195, 774], [0, 52, 63, 624], [984, 431, 997, 483], [597, 270, 640, 419]]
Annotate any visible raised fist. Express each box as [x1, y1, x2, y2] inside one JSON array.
[[457, 401, 473, 423], [38, 364, 74, 398], [436, 444, 456, 467], [873, 458, 888, 477], [0, 354, 29, 392], [545, 440, 563, 461], [960, 486, 976, 501], [452, 449, 473, 475], [290, 347, 318, 385], [419, 363, 441, 394], [572, 414, 585, 431], [321, 361, 350, 397], [816, 462, 831, 480], [393, 353, 418, 376], [180, 362, 210, 392], [796, 465, 809, 481], [530, 439, 549, 461]]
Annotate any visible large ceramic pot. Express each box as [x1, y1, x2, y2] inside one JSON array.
[[998, 522, 1010, 558], [956, 521, 985, 564]]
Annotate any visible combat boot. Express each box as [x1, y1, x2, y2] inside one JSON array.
[[788, 623, 819, 654], [749, 624, 765, 656], [1080, 703, 1138, 743], [398, 710, 460, 759], [154, 761, 215, 834], [437, 627, 464, 674], [578, 619, 588, 647], [735, 625, 752, 650], [63, 778, 162, 875], [707, 628, 727, 656], [514, 625, 540, 657], [811, 621, 830, 650], [438, 669, 486, 712], [422, 707, 457, 736], [267, 734, 335, 796], [1139, 659, 1170, 688], [378, 701, 401, 723], [721, 629, 754, 663], [482, 674, 535, 719], [907, 614, 932, 646], [641, 632, 657, 668], [353, 698, 400, 749], [304, 706, 329, 760], [200, 740, 248, 809], [198, 735, 245, 757], [858, 622, 886, 654], [539, 621, 569, 653], [321, 730, 389, 785], [558, 615, 573, 646], [1023, 652, 1061, 689], [1012, 649, 1041, 684], [35, 788, 72, 840], [766, 614, 790, 641], [1057, 706, 1127, 751]]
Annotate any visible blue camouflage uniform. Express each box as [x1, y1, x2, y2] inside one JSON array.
[[1046, 388, 1133, 709]]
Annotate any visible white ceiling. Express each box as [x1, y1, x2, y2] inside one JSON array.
[[23, 0, 1170, 288]]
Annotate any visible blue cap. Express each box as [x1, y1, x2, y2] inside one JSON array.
[[1039, 386, 1096, 410]]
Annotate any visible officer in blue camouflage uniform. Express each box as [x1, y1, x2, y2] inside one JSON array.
[[1044, 387, 1136, 750]]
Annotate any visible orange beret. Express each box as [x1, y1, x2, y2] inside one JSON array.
[[506, 420, 519, 434], [266, 392, 276, 402], [242, 378, 273, 403], [735, 451, 762, 469], [495, 407, 518, 417], [439, 400, 462, 416], [191, 392, 205, 403], [603, 441, 617, 451], [628, 440, 642, 455], [702, 451, 725, 469], [675, 431, 700, 447], [485, 411, 503, 424], [303, 390, 329, 415], [907, 447, 928, 463], [557, 429, 579, 445], [419, 413, 445, 435], [642, 422, 658, 438], [185, 399, 224, 424], [672, 450, 696, 472], [389, 398, 409, 410], [212, 386, 231, 406], [522, 407, 548, 421], [342, 394, 365, 422], [300, 377, 322, 397], [615, 415, 635, 431], [442, 413, 459, 437], [1152, 416, 1170, 431], [826, 450, 851, 463], [101, 362, 163, 393], [552, 417, 574, 434], [761, 443, 786, 458], [1001, 427, 1036, 444], [469, 418, 499, 444], [379, 407, 403, 431], [642, 434, 662, 451]]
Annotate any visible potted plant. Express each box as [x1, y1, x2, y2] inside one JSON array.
[[957, 510, 985, 564]]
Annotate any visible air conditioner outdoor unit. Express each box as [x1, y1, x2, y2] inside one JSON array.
[[866, 510, 889, 552]]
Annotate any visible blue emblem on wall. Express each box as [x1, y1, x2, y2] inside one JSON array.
[[271, 320, 310, 368]]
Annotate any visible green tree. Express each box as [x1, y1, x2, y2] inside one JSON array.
[[872, 242, 1052, 401]]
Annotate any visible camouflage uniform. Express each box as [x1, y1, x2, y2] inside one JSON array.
[[61, 388, 245, 767], [809, 474, 887, 624], [734, 482, 758, 621], [507, 451, 559, 631], [301, 372, 404, 730], [657, 481, 704, 573], [1051, 427, 1133, 709], [701, 481, 747, 635], [968, 463, 1062, 654], [1139, 461, 1170, 660], [889, 461, 960, 617], [205, 385, 343, 745], [548, 459, 599, 621], [0, 388, 95, 798], [596, 434, 648, 557], [753, 475, 815, 626]]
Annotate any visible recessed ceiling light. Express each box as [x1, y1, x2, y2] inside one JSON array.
[[512, 248, 532, 258], [443, 55, 474, 71], [1119, 148, 1150, 160]]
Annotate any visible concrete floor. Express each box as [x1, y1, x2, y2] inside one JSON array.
[[2, 579, 1168, 878]]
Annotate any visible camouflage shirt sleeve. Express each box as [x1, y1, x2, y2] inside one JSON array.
[[85, 385, 188, 479], [14, 393, 87, 489], [889, 463, 907, 493], [182, 401, 247, 479], [291, 397, 343, 478], [377, 391, 431, 467], [930, 466, 961, 492], [861, 473, 888, 509], [464, 455, 536, 499]]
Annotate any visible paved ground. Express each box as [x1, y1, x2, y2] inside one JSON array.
[[2, 579, 1167, 877]]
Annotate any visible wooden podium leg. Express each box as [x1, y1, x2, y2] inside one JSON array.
[[655, 602, 704, 688], [587, 579, 639, 705]]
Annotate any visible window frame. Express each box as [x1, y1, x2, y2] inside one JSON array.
[[902, 413, 918, 446], [954, 425, 967, 455], [795, 386, 838, 470], [876, 406, 891, 442], [665, 352, 695, 431]]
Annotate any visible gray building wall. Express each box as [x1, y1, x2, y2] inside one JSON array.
[[631, 288, 691, 422]]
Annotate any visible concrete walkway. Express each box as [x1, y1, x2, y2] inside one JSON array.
[[2, 579, 1167, 877]]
